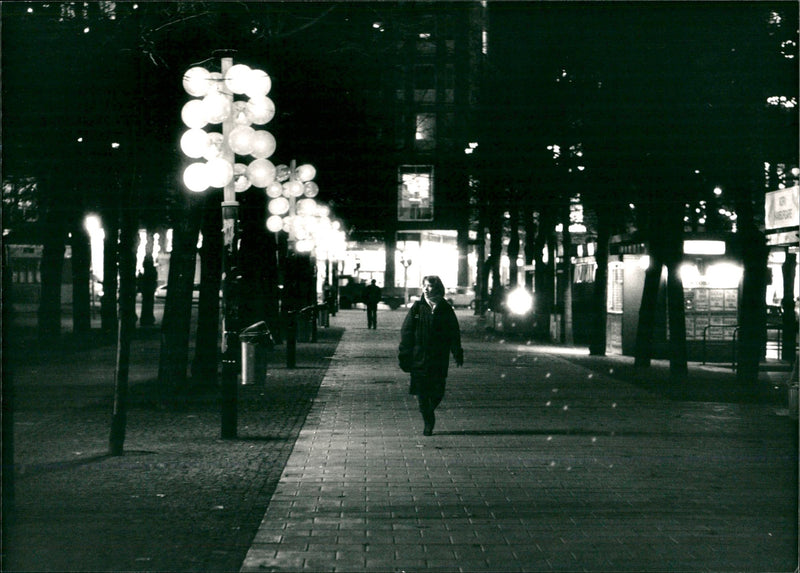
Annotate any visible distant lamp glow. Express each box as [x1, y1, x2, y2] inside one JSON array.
[[284, 180, 304, 198], [183, 162, 209, 192], [706, 262, 743, 288], [679, 263, 702, 286], [265, 181, 283, 198], [713, 186, 723, 196], [506, 287, 534, 316], [268, 197, 290, 216], [296, 163, 317, 182], [683, 240, 725, 255], [266, 215, 283, 233]]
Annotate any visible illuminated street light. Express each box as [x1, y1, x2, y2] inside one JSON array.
[[180, 56, 276, 439]]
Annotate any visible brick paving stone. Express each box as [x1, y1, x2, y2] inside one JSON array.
[[241, 309, 797, 572]]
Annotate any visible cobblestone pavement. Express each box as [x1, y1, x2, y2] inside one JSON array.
[[3, 307, 797, 572], [3, 309, 343, 572], [241, 310, 798, 572]]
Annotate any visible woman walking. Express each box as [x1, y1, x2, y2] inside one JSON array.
[[398, 275, 464, 436]]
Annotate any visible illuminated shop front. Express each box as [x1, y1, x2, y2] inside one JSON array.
[[605, 235, 744, 362]]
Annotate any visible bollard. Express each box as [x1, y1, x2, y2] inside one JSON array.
[[311, 306, 318, 343], [287, 311, 297, 368]]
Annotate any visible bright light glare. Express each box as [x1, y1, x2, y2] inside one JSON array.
[[705, 263, 743, 288], [506, 287, 533, 315], [684, 240, 725, 255], [679, 263, 702, 286]]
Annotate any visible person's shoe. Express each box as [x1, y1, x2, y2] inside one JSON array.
[[423, 424, 433, 436]]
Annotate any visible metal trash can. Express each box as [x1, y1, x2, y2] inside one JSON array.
[[318, 303, 329, 328], [240, 321, 273, 385]]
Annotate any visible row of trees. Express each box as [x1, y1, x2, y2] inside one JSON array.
[[469, 2, 798, 386], [3, 3, 797, 444]]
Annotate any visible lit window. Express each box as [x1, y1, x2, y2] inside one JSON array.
[[415, 114, 436, 150], [398, 165, 434, 221]]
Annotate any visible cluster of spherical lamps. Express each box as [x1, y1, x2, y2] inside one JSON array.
[[180, 62, 277, 193], [179, 61, 342, 259], [266, 161, 322, 250]]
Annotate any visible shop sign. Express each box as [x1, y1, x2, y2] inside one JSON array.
[[765, 185, 799, 230]]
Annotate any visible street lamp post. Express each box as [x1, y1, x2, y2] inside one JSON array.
[[400, 253, 413, 304], [180, 56, 277, 439]]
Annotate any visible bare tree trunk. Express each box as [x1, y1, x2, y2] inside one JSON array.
[[192, 191, 223, 387], [109, 204, 138, 455], [71, 220, 92, 334], [3, 245, 15, 517], [664, 204, 688, 383], [522, 204, 536, 291], [157, 193, 204, 401], [507, 205, 519, 287], [38, 205, 66, 341], [589, 217, 610, 356], [101, 211, 119, 337], [560, 200, 573, 345], [139, 231, 157, 327], [635, 255, 662, 369], [736, 218, 769, 392], [781, 251, 797, 363]]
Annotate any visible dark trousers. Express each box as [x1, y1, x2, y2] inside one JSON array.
[[366, 305, 377, 329], [417, 394, 442, 428]]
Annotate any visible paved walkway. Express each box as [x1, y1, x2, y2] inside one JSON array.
[[241, 309, 798, 572]]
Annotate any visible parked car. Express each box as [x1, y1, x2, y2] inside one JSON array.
[[155, 283, 213, 303], [446, 286, 476, 309]]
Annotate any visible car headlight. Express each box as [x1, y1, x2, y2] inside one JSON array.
[[506, 287, 533, 315]]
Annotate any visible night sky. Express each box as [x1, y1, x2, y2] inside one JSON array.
[[2, 2, 797, 231]]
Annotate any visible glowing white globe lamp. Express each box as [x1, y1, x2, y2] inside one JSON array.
[[183, 162, 209, 193], [202, 132, 224, 161], [265, 181, 283, 198], [224, 63, 252, 94], [296, 163, 316, 182], [245, 97, 275, 125], [234, 163, 251, 193], [206, 157, 234, 188], [250, 131, 276, 159], [266, 215, 283, 233], [228, 125, 255, 155], [180, 129, 209, 159], [181, 99, 208, 129], [183, 66, 213, 97], [246, 158, 276, 188]]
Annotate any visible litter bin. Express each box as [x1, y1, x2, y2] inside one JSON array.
[[240, 321, 273, 385], [318, 303, 329, 328]]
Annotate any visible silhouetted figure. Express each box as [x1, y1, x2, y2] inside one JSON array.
[[364, 279, 381, 329], [398, 275, 464, 436]]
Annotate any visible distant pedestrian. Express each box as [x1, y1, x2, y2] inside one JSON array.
[[364, 279, 382, 329], [398, 275, 464, 436]]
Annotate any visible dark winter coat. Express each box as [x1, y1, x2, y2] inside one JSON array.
[[398, 299, 463, 396]]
